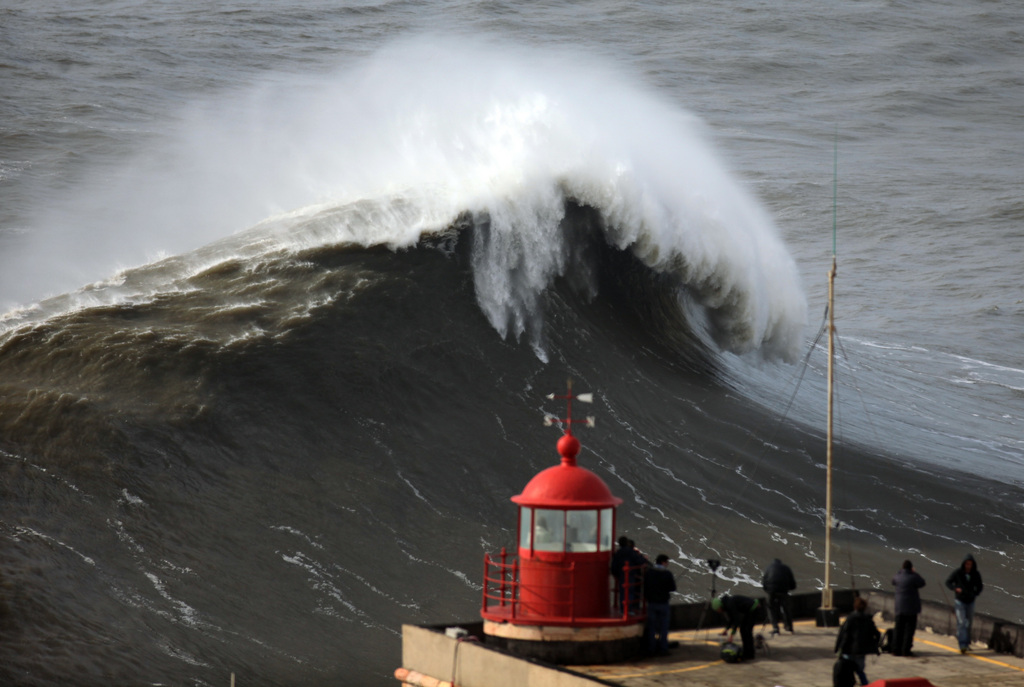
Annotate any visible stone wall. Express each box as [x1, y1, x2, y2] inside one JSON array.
[[860, 589, 1024, 658], [669, 589, 1024, 658], [399, 624, 605, 687]]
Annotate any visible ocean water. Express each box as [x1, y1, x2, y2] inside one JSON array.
[[1, 1, 1022, 685]]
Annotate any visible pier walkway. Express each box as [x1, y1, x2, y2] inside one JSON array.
[[398, 592, 1024, 687], [570, 618, 1024, 687]]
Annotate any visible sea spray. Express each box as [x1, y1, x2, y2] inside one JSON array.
[[3, 36, 806, 359]]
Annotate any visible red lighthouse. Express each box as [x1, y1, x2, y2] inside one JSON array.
[[481, 383, 646, 663]]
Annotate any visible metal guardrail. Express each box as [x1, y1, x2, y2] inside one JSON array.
[[482, 548, 645, 622], [481, 548, 524, 619]]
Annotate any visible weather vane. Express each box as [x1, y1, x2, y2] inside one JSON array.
[[543, 379, 595, 436]]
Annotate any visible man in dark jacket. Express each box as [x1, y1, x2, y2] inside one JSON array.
[[945, 553, 983, 653], [891, 560, 926, 656], [712, 594, 762, 661], [761, 558, 797, 634], [834, 596, 880, 686], [610, 537, 647, 613], [643, 554, 676, 655]]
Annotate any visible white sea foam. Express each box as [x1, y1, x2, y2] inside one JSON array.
[[270, 525, 324, 550], [120, 489, 145, 507], [2, 37, 806, 359], [144, 571, 201, 628], [13, 526, 95, 566]]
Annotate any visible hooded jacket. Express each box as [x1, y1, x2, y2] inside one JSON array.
[[892, 567, 926, 615], [945, 554, 983, 604], [761, 558, 797, 594]]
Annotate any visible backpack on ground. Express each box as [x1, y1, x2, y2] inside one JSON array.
[[720, 641, 742, 663], [832, 656, 856, 687]]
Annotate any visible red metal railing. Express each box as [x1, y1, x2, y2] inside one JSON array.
[[482, 548, 645, 623], [617, 562, 645, 620], [482, 548, 522, 618]]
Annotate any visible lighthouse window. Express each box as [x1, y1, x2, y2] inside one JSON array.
[[566, 510, 598, 552], [532, 508, 565, 552], [599, 508, 613, 551], [519, 507, 532, 549]]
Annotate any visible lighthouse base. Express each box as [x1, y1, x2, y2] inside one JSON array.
[[482, 619, 645, 664]]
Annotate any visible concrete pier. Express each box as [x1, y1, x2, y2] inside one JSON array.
[[396, 592, 1024, 687]]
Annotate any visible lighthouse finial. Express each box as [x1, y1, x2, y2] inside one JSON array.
[[543, 379, 595, 466]]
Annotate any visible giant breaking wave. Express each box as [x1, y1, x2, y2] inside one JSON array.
[[2, 38, 806, 362]]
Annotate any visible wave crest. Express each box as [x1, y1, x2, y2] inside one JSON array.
[[4, 36, 806, 359]]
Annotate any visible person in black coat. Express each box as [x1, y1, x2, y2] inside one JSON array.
[[891, 560, 926, 656], [610, 537, 647, 613], [945, 553, 983, 653], [643, 554, 677, 655], [761, 558, 797, 634], [834, 596, 880, 686], [712, 594, 762, 661]]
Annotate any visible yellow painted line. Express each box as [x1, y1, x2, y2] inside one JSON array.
[[915, 639, 958, 653], [577, 638, 724, 680], [918, 639, 1024, 673], [609, 619, 836, 681], [610, 660, 725, 679]]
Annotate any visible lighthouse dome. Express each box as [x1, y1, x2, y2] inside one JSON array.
[[511, 434, 622, 509]]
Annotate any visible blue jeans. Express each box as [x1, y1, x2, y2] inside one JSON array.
[[955, 599, 975, 648], [849, 654, 867, 685], [646, 602, 671, 653]]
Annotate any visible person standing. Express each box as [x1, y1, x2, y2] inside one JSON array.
[[834, 596, 880, 687], [712, 594, 762, 661], [610, 536, 647, 613], [945, 554, 983, 653], [610, 537, 629, 610], [891, 560, 926, 656], [643, 554, 677, 655], [761, 558, 797, 635]]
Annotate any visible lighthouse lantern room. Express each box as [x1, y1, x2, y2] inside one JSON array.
[[481, 382, 646, 663]]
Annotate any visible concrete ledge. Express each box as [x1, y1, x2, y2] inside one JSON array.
[[483, 620, 643, 641], [482, 619, 645, 663], [394, 667, 452, 687], [400, 624, 615, 687], [485, 634, 644, 665], [669, 589, 1024, 657], [668, 589, 859, 631], [859, 589, 1024, 657], [398, 591, 1024, 687]]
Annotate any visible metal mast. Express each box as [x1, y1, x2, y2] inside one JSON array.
[[823, 256, 836, 613]]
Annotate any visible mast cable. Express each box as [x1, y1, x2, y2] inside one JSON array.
[[687, 128, 852, 616]]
